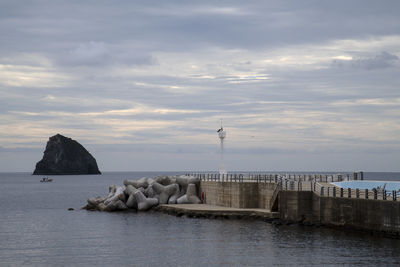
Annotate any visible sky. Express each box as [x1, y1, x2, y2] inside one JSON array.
[[0, 0, 399, 172]]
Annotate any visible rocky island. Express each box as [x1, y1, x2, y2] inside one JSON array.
[[33, 134, 101, 175]]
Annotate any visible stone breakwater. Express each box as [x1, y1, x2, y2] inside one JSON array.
[[82, 175, 201, 212]]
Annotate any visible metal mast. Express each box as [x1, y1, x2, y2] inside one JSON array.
[[217, 119, 227, 175]]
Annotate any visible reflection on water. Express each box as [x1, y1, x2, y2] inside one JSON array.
[[1, 172, 400, 266]]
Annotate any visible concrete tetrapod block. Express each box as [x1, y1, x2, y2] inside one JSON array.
[[83, 186, 118, 210], [168, 184, 180, 204], [84, 186, 128, 212], [134, 190, 159, 211], [125, 185, 139, 209], [146, 177, 155, 186], [154, 175, 167, 185], [99, 200, 128, 212], [107, 185, 117, 197], [176, 176, 200, 197], [87, 196, 106, 206], [176, 183, 201, 204], [155, 176, 176, 185], [84, 196, 106, 210], [176, 175, 200, 186], [145, 184, 158, 198], [152, 182, 179, 204], [123, 177, 148, 188], [104, 186, 126, 205]]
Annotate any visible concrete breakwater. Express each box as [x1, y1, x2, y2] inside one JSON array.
[[82, 172, 400, 237], [196, 173, 400, 237], [82, 175, 202, 212]]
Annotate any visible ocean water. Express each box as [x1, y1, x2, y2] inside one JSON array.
[[1, 172, 400, 266]]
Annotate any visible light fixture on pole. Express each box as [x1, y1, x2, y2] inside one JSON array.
[[217, 120, 227, 175]]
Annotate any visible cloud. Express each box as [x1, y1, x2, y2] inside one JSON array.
[[65, 42, 109, 66], [58, 41, 155, 66], [332, 51, 399, 70], [1, 1, 400, 171]]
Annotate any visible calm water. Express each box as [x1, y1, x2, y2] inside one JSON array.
[[1, 172, 400, 266]]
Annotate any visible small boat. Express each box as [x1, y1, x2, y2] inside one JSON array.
[[40, 177, 53, 182]]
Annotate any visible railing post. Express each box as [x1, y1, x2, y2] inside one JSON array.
[[393, 190, 397, 201], [373, 188, 377, 200], [333, 187, 336, 197], [348, 188, 351, 198], [383, 190, 387, 200], [356, 189, 359, 198], [365, 189, 368, 199], [340, 188, 344, 197], [321, 186, 324, 196], [285, 180, 288, 190]]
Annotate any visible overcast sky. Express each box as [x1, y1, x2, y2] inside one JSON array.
[[0, 0, 399, 172]]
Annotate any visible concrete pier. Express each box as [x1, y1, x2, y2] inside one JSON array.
[[155, 204, 279, 220], [195, 177, 400, 237]]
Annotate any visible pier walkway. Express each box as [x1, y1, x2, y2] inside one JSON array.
[[156, 204, 279, 220]]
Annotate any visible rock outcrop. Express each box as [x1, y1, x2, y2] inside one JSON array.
[[33, 134, 101, 175]]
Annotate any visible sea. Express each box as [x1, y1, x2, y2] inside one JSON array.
[[1, 171, 400, 266]]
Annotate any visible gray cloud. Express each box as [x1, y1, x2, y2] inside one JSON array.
[[57, 41, 156, 66], [332, 51, 399, 70], [1, 1, 400, 171]]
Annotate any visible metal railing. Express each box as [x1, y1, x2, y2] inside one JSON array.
[[189, 173, 399, 202], [312, 182, 399, 201], [187, 172, 350, 183]]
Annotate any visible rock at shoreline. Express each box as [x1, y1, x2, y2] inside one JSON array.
[[33, 134, 101, 175]]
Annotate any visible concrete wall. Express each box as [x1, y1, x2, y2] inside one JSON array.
[[278, 191, 400, 235], [200, 181, 278, 209], [201, 181, 400, 235], [258, 183, 279, 210], [316, 196, 400, 234], [278, 191, 314, 222]]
